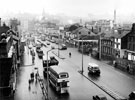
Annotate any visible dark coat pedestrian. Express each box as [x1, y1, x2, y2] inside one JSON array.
[[69, 52, 71, 57]]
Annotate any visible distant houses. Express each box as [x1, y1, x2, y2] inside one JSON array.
[[64, 23, 135, 60]]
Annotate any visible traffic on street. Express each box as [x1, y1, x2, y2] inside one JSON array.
[[3, 37, 134, 100]]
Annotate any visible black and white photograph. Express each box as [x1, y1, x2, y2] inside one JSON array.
[[0, 0, 135, 100]]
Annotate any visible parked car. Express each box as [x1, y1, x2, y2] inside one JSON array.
[[88, 63, 100, 75], [93, 94, 107, 100], [59, 44, 67, 50], [129, 91, 135, 100]]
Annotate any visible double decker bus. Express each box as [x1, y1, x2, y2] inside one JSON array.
[[49, 65, 69, 94]]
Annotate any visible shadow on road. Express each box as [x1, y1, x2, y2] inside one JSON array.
[[87, 73, 100, 81]]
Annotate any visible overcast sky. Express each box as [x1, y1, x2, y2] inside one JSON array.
[[0, 0, 135, 22]]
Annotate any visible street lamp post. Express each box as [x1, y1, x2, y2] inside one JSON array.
[[46, 51, 49, 100], [58, 31, 60, 57], [58, 43, 59, 57], [81, 39, 84, 73], [99, 35, 101, 60]]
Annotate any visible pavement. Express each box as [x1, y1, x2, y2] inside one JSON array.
[[13, 46, 45, 100], [78, 71, 127, 100]]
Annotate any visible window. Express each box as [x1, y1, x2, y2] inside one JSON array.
[[116, 44, 119, 49], [131, 37, 134, 42], [57, 83, 60, 86], [128, 43, 131, 50], [60, 74, 67, 78], [117, 38, 118, 42]]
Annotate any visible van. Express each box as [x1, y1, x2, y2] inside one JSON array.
[[88, 63, 100, 75]]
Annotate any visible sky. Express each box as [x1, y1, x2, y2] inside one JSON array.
[[0, 0, 135, 22]]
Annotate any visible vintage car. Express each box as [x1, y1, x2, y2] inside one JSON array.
[[88, 63, 100, 75], [59, 44, 67, 50]]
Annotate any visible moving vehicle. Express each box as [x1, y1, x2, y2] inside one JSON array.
[[37, 50, 44, 59], [59, 44, 67, 50], [129, 91, 135, 100], [93, 94, 107, 100], [49, 65, 69, 94], [43, 56, 59, 73], [88, 63, 100, 75]]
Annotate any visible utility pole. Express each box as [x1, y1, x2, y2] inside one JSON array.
[[99, 36, 101, 60], [81, 39, 84, 73]]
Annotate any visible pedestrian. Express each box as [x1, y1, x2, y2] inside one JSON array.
[[28, 79, 31, 84], [31, 50, 35, 64], [127, 64, 130, 72], [69, 52, 71, 57], [28, 85, 31, 91], [30, 72, 34, 81], [35, 72, 38, 81], [32, 56, 35, 64]]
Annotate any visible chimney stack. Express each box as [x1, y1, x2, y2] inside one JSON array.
[[131, 23, 135, 32]]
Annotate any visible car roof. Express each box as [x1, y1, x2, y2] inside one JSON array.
[[88, 63, 99, 67]]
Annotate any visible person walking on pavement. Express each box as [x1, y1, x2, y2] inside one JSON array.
[[30, 72, 34, 82], [69, 52, 71, 58]]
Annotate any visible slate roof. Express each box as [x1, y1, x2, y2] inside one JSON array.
[[102, 30, 130, 38], [112, 30, 130, 38], [72, 27, 96, 36]]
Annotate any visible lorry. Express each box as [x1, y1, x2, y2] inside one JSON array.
[[42, 56, 59, 75]]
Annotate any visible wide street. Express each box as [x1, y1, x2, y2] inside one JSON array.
[[4, 39, 135, 100], [50, 40, 135, 98]]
